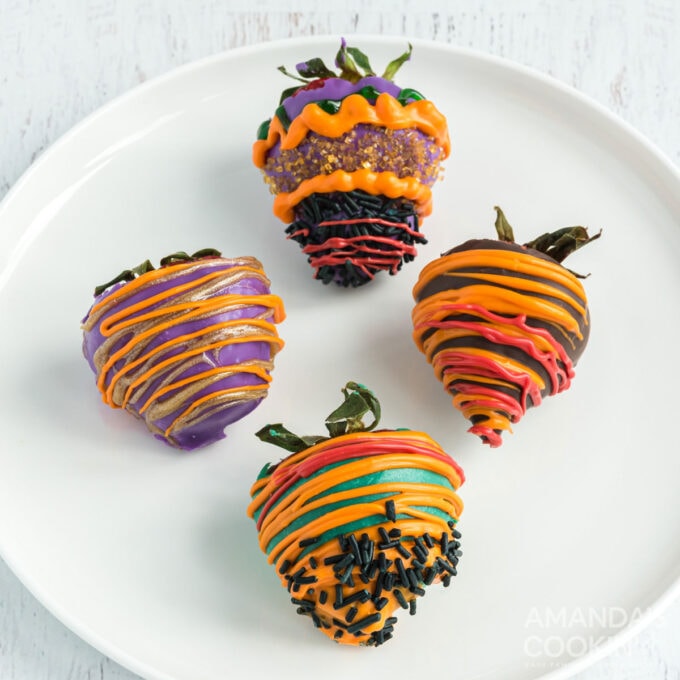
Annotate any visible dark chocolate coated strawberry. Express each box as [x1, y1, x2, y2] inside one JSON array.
[[412, 208, 601, 447]]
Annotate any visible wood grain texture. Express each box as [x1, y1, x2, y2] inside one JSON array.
[[1, 1, 679, 679]]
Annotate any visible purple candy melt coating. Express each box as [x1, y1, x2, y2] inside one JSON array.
[[159, 398, 262, 451], [82, 259, 279, 450], [281, 76, 402, 121]]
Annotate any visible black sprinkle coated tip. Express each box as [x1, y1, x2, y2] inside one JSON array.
[[286, 189, 425, 287], [283, 503, 463, 646]]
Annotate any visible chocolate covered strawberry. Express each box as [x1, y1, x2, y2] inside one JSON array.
[[81, 249, 285, 450], [412, 208, 601, 447], [248, 382, 464, 646], [253, 39, 450, 287]]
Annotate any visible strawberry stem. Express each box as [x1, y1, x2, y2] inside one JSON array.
[[255, 381, 382, 453], [493, 206, 601, 265], [93, 248, 222, 296]]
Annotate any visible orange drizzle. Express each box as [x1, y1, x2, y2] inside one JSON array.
[[252, 93, 450, 167], [412, 247, 588, 446], [248, 430, 464, 645], [271, 169, 433, 223], [82, 257, 285, 446], [413, 248, 587, 309]]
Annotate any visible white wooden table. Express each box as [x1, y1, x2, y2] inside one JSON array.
[[1, 2, 679, 678]]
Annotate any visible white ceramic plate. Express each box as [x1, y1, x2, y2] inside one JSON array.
[[1, 36, 679, 680]]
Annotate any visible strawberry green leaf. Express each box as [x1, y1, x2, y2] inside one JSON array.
[[335, 38, 363, 83], [524, 226, 602, 263], [277, 65, 310, 84], [295, 58, 336, 79], [382, 42, 412, 80], [255, 423, 311, 453], [346, 46, 375, 76], [255, 382, 384, 454], [325, 382, 381, 436]]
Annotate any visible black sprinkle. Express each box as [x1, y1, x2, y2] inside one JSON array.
[[364, 540, 375, 566], [442, 575, 452, 588], [413, 545, 428, 563], [378, 527, 390, 544], [375, 597, 389, 611], [366, 560, 378, 580], [395, 558, 409, 586], [406, 569, 419, 591], [372, 573, 383, 601], [423, 533, 435, 549], [311, 612, 322, 628], [342, 589, 371, 606], [334, 585, 344, 609], [453, 529, 462, 539], [409, 599, 417, 616], [388, 528, 402, 538], [323, 554, 345, 566], [338, 563, 354, 584], [346, 613, 382, 635], [291, 597, 316, 610], [414, 536, 428, 555], [334, 629, 344, 640], [309, 556, 318, 570], [441, 532, 449, 555], [298, 536, 320, 548], [437, 557, 456, 575], [385, 500, 397, 522], [278, 559, 291, 575], [348, 534, 362, 564], [396, 542, 411, 559], [394, 589, 408, 609], [297, 575, 318, 585], [334, 553, 354, 572], [345, 606, 358, 623], [319, 590, 328, 605]]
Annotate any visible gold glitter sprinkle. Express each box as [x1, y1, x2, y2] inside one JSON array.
[[262, 126, 445, 195]]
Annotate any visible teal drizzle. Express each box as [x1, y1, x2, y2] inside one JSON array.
[[253, 464, 457, 559], [252, 462, 453, 524]]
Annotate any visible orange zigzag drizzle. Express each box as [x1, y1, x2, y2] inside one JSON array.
[[253, 93, 449, 222]]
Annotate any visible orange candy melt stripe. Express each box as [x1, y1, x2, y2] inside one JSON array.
[[270, 169, 433, 223]]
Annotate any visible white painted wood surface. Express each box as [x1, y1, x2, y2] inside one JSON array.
[[1, 1, 678, 678]]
